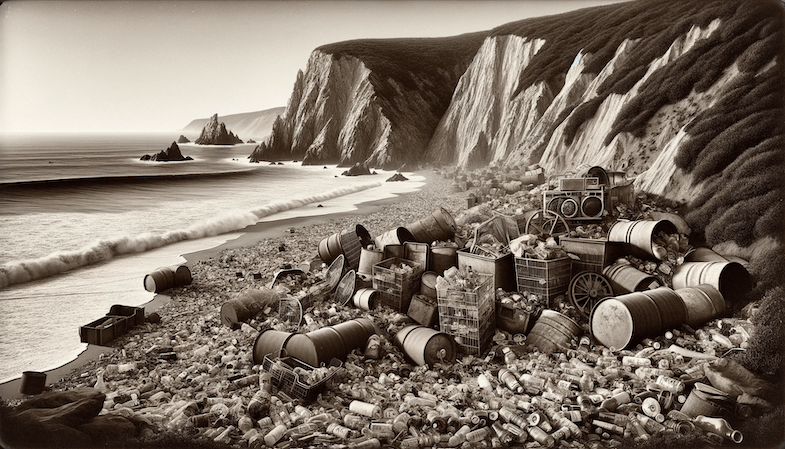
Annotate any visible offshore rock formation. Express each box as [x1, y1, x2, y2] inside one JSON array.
[[183, 107, 284, 140], [140, 142, 193, 162], [177, 135, 190, 143], [249, 0, 783, 281], [195, 114, 243, 145]]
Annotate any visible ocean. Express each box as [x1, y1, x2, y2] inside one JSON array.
[[0, 132, 423, 382]]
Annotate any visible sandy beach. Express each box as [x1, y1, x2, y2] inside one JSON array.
[[0, 169, 464, 402]]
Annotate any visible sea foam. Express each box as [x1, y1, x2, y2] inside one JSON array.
[[0, 182, 381, 288]]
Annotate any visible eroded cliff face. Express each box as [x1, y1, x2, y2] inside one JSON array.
[[251, 51, 386, 166], [426, 20, 725, 203]]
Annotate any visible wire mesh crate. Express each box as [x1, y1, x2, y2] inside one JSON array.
[[437, 274, 495, 356], [372, 258, 423, 312], [261, 353, 343, 403], [514, 256, 572, 303]]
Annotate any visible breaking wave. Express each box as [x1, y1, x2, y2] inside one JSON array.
[[0, 181, 381, 289]]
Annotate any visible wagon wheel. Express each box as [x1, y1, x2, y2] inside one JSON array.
[[524, 209, 570, 238], [568, 271, 613, 319]]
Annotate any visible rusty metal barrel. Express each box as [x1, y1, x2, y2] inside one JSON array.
[[590, 291, 662, 350], [405, 207, 457, 243], [645, 287, 687, 332], [374, 227, 415, 250], [318, 225, 372, 270], [393, 325, 456, 366], [608, 219, 677, 261], [675, 285, 726, 328], [672, 261, 752, 303], [526, 310, 582, 353], [603, 263, 660, 295]]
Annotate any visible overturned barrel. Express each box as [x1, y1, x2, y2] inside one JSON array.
[[603, 262, 660, 295], [672, 261, 752, 303], [526, 310, 582, 353], [252, 329, 295, 365], [353, 288, 380, 310], [374, 227, 415, 250], [144, 264, 192, 293], [675, 285, 726, 328], [608, 219, 677, 261], [590, 292, 662, 350], [645, 286, 687, 332], [318, 225, 372, 270], [394, 325, 456, 366], [283, 318, 378, 367], [405, 207, 457, 243]]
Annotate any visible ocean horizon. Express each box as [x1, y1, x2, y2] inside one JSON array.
[[0, 131, 423, 382]]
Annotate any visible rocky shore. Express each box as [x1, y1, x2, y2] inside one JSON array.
[[1, 169, 781, 449]]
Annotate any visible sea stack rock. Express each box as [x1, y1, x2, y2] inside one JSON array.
[[341, 162, 373, 176], [177, 135, 190, 143], [140, 142, 193, 161], [195, 113, 243, 145]]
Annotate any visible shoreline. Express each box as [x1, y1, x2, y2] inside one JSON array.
[[0, 172, 432, 401]]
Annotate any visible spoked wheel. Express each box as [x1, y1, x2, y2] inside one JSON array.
[[524, 209, 570, 238], [569, 271, 613, 319]]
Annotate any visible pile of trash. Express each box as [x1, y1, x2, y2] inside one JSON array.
[[4, 166, 781, 449]]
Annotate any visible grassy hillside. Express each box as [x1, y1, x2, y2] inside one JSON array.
[[494, 0, 784, 266]]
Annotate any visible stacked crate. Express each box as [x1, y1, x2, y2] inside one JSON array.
[[437, 274, 495, 356], [373, 258, 423, 312], [514, 256, 572, 305]]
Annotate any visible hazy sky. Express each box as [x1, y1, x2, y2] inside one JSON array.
[[0, 0, 625, 132]]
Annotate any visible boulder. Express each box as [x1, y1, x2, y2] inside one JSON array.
[[386, 173, 408, 182], [77, 414, 137, 444], [1, 388, 105, 448], [341, 162, 373, 176]]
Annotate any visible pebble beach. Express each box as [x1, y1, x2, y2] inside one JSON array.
[[0, 168, 779, 449]]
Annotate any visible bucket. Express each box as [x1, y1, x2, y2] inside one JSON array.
[[431, 246, 458, 274], [286, 328, 347, 367], [590, 292, 662, 350], [19, 371, 47, 395], [675, 285, 725, 328], [358, 248, 384, 280], [374, 227, 415, 250], [526, 310, 582, 353], [353, 288, 379, 310], [672, 261, 752, 303], [420, 272, 438, 299], [607, 220, 677, 260], [143, 267, 176, 293], [405, 207, 457, 243], [644, 287, 687, 331], [332, 319, 374, 353], [252, 329, 295, 365], [603, 263, 660, 295], [394, 325, 456, 366], [172, 265, 192, 286]]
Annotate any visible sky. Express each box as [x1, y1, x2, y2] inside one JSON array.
[[0, 0, 626, 132]]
